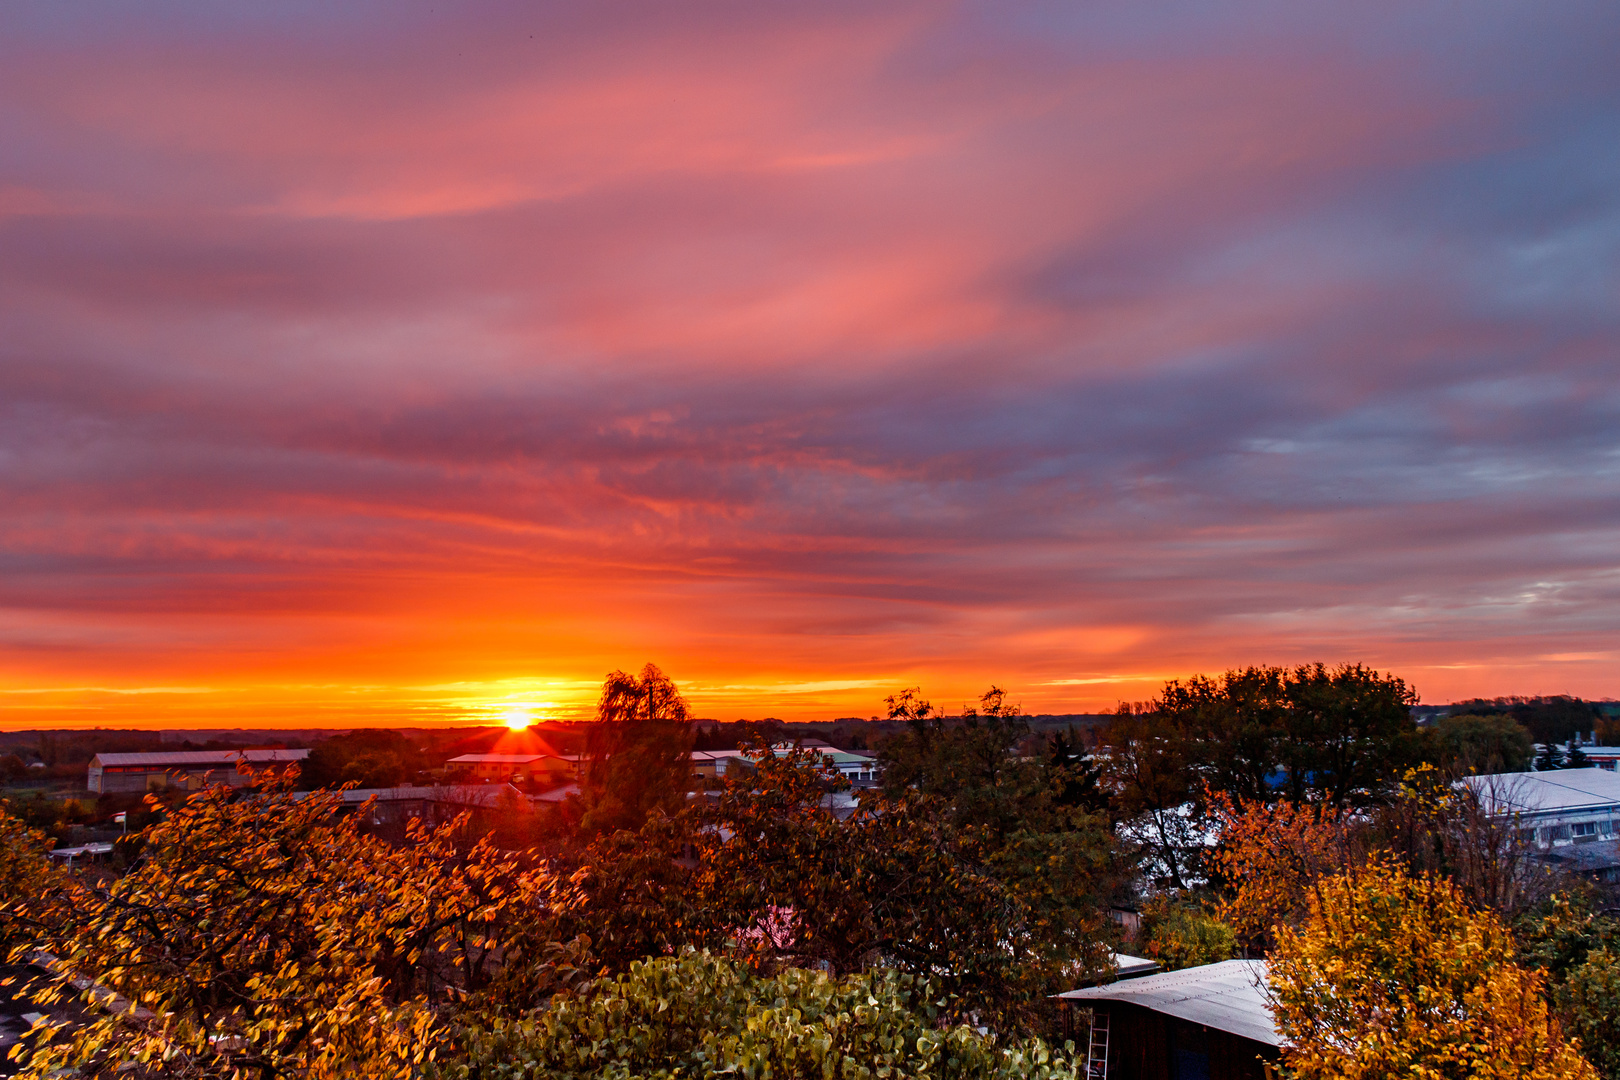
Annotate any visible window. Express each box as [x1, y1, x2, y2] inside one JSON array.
[[1572, 821, 1599, 838]]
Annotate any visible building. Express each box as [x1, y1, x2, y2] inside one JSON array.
[[445, 753, 571, 784], [771, 742, 878, 783], [47, 842, 115, 867], [691, 750, 754, 779], [1058, 960, 1280, 1080], [1575, 746, 1620, 771], [87, 749, 310, 794], [1463, 768, 1620, 846], [1463, 768, 1620, 881]]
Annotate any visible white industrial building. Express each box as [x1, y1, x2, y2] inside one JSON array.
[[1463, 767, 1620, 846], [87, 749, 309, 793]]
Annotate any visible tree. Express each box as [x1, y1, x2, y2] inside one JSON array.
[[1379, 767, 1556, 919], [572, 664, 694, 837], [1270, 860, 1597, 1080], [1095, 704, 1205, 890], [513, 809, 705, 978], [437, 951, 1079, 1080], [1277, 663, 1421, 805], [1453, 697, 1599, 749], [1560, 949, 1620, 1080], [697, 741, 1113, 1034], [1046, 726, 1108, 813], [298, 728, 426, 790], [16, 765, 535, 1079], [1147, 664, 1420, 808], [1515, 894, 1620, 1080], [1137, 897, 1235, 971], [1434, 713, 1534, 774], [1206, 790, 1363, 951], [0, 803, 65, 956], [1535, 741, 1567, 771]]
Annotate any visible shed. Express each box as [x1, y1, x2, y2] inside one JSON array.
[[1059, 959, 1279, 1080]]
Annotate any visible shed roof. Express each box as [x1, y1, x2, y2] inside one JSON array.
[[92, 749, 309, 767], [1058, 960, 1278, 1046], [446, 753, 558, 765], [530, 781, 581, 804], [1463, 768, 1620, 816]]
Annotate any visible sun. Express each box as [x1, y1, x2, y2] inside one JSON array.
[[500, 706, 531, 731]]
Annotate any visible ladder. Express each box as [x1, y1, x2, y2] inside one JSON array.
[[1085, 1009, 1110, 1080]]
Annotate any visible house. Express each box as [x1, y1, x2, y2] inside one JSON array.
[[87, 749, 310, 794], [1058, 959, 1280, 1080], [1463, 768, 1620, 881], [445, 753, 571, 784]]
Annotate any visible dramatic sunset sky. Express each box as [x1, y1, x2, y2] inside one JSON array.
[[2, 2, 1617, 728]]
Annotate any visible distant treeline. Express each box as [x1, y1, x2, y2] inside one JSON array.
[[5, 700, 1614, 771], [1419, 696, 1620, 747]]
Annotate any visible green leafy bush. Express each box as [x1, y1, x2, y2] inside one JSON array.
[[440, 950, 1078, 1080], [1560, 948, 1620, 1080], [1139, 898, 1235, 971]]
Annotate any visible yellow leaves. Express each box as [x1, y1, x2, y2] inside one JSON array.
[[1271, 862, 1598, 1080], [9, 773, 539, 1080]]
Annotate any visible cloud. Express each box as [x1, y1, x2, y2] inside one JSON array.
[[1, 0, 1618, 724]]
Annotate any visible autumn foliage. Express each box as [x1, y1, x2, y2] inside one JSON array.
[[9, 766, 532, 1078], [441, 951, 1078, 1080], [1206, 788, 1362, 950], [1271, 861, 1596, 1080]]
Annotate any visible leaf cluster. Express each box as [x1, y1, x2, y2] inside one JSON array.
[[436, 950, 1079, 1080], [1271, 861, 1596, 1080], [10, 766, 537, 1079]]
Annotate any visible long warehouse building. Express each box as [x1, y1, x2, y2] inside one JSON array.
[[88, 749, 310, 793]]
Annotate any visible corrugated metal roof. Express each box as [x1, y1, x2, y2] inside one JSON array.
[[1059, 960, 1278, 1046], [1463, 769, 1620, 815], [1112, 953, 1161, 979], [291, 784, 526, 807], [446, 753, 558, 764], [92, 749, 309, 767]]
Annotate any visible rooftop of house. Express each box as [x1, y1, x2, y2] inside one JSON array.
[[1058, 959, 1278, 1046], [1462, 768, 1620, 816], [445, 753, 560, 765], [530, 781, 581, 804]]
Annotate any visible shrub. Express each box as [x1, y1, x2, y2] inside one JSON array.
[[440, 950, 1079, 1080]]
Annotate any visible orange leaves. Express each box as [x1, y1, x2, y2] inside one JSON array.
[[1207, 789, 1363, 949]]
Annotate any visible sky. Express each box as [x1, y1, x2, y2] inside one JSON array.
[[2, 1, 1618, 728]]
